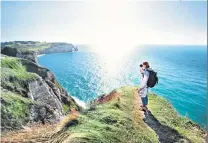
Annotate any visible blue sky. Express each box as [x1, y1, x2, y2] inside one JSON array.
[[1, 1, 207, 45]]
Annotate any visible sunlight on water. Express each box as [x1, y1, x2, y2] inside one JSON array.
[[91, 40, 137, 77]]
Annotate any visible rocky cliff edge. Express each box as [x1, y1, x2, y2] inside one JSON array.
[[1, 55, 81, 132]]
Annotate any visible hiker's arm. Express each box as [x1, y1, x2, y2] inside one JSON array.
[[140, 71, 149, 90], [140, 68, 143, 74]]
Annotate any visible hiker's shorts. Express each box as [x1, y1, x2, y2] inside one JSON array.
[[141, 95, 148, 106]]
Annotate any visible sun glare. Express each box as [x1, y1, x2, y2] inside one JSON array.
[[88, 1, 139, 76], [92, 39, 136, 76]]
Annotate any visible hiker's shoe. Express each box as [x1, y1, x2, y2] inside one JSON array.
[[139, 107, 147, 112]]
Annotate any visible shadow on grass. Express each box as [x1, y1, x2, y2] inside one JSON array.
[[144, 110, 191, 143]]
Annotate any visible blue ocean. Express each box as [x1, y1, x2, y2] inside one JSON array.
[[38, 45, 207, 128]]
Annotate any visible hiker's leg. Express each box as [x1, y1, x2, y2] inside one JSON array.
[[141, 96, 148, 111], [144, 96, 148, 111], [145, 95, 148, 106], [144, 88, 148, 110], [141, 97, 146, 107]]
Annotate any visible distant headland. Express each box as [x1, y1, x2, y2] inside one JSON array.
[[1, 41, 78, 55]]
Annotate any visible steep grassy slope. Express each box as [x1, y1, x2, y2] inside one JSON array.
[[1, 90, 37, 130], [1, 57, 37, 80], [1, 57, 38, 96]]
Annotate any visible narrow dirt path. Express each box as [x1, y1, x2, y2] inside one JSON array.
[[132, 90, 145, 125], [133, 90, 191, 143]]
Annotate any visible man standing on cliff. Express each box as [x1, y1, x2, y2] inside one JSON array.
[[138, 62, 150, 112]]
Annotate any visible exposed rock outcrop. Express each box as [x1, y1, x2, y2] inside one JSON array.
[[16, 50, 38, 64], [1, 89, 62, 131], [20, 58, 79, 112]]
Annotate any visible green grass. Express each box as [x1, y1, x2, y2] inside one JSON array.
[[63, 87, 159, 143], [1, 91, 32, 121], [58, 87, 205, 143], [1, 57, 37, 80], [1, 57, 38, 97], [148, 93, 205, 143], [1, 57, 25, 70]]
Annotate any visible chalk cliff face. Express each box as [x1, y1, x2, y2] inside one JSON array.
[[39, 43, 75, 54], [1, 56, 80, 132]]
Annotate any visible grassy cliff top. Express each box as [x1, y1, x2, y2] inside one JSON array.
[[53, 86, 205, 143], [1, 57, 37, 80], [1, 57, 38, 98]]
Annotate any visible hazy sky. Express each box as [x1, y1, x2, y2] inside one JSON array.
[[1, 1, 207, 45]]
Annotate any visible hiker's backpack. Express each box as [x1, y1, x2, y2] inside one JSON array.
[[146, 69, 158, 88]]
